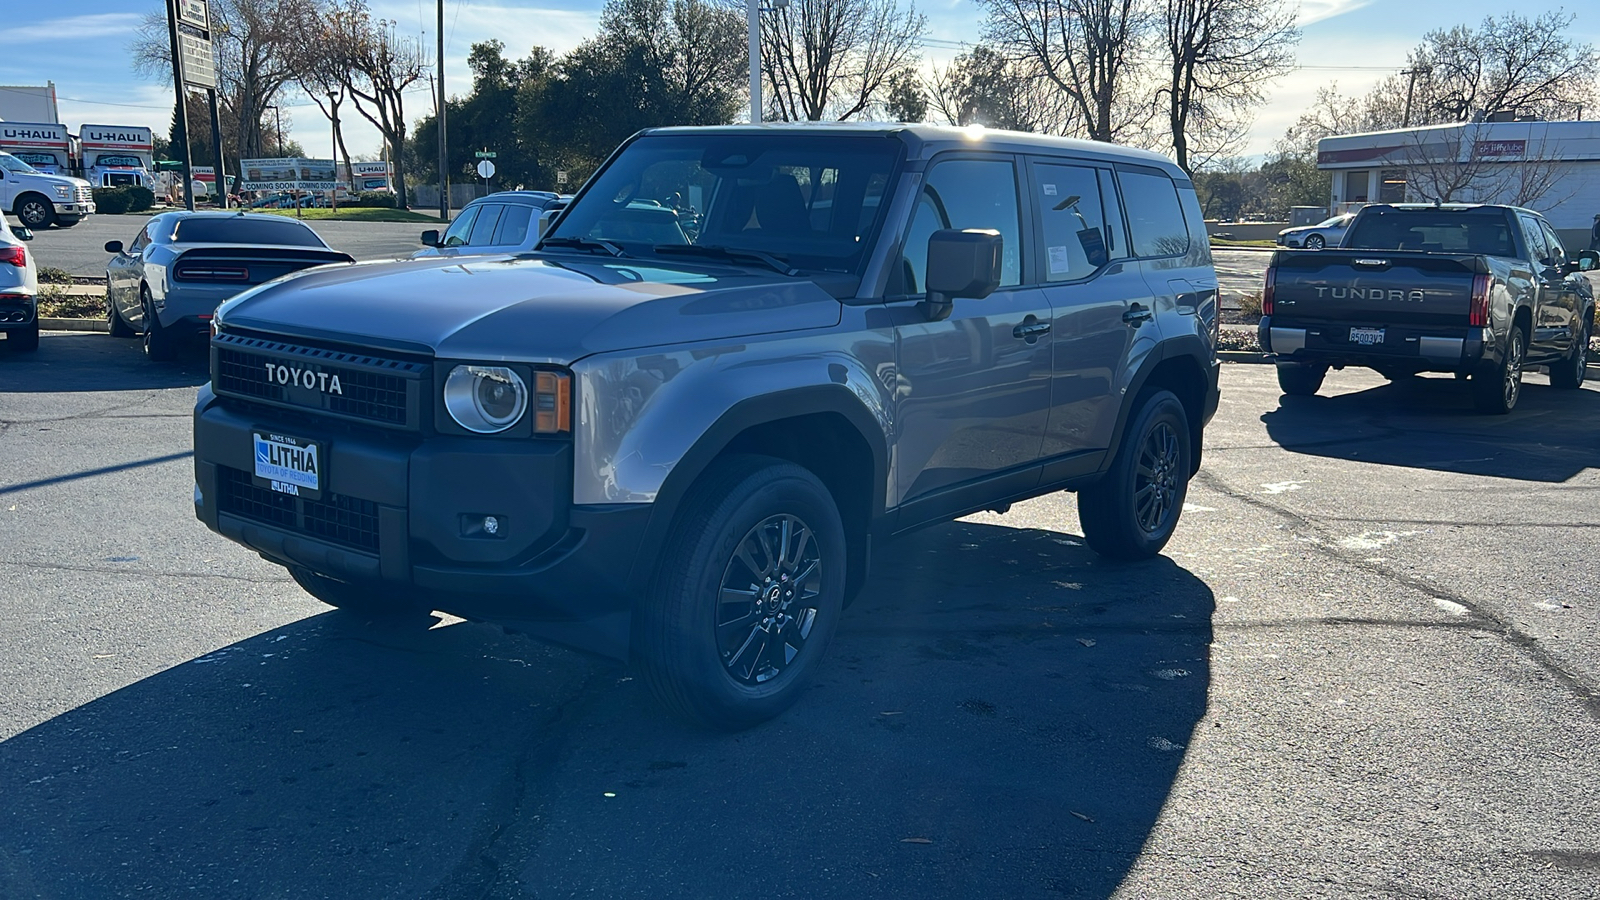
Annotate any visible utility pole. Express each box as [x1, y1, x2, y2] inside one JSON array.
[[1402, 65, 1432, 128], [207, 87, 227, 208], [437, 0, 448, 221], [747, 0, 760, 123]]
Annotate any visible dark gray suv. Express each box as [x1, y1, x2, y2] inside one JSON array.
[[193, 124, 1221, 729]]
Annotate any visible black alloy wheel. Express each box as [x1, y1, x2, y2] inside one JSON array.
[[1473, 324, 1525, 414], [636, 454, 846, 730], [1550, 315, 1589, 390], [1077, 390, 1192, 560], [15, 195, 54, 229], [1305, 233, 1326, 250], [716, 514, 824, 686]]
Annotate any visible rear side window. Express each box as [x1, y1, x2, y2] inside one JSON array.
[[1032, 160, 1113, 281], [493, 204, 536, 246], [467, 204, 504, 245], [1117, 167, 1189, 257], [172, 217, 325, 247]]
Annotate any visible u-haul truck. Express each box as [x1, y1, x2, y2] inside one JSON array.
[[80, 124, 154, 189]]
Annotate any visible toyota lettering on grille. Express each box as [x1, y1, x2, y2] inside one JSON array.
[[263, 362, 344, 395]]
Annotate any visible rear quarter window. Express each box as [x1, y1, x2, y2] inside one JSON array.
[[1117, 167, 1189, 257]]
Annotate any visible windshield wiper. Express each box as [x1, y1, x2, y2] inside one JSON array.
[[538, 235, 625, 257], [652, 244, 800, 276]]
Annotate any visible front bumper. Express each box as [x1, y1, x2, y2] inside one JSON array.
[[192, 384, 650, 657], [1258, 315, 1490, 372], [53, 201, 94, 216]]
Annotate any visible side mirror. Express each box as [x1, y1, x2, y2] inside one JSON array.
[[104, 240, 124, 254], [1578, 250, 1599, 272], [922, 229, 1003, 321], [537, 203, 567, 238], [420, 229, 440, 247], [13, 226, 33, 241]]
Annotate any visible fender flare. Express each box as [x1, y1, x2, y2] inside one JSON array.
[[1100, 335, 1214, 477]]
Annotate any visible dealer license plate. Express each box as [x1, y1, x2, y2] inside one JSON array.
[[1349, 327, 1385, 346], [253, 431, 323, 499]]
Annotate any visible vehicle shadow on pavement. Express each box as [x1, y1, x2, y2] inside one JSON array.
[[1261, 375, 1600, 482], [0, 521, 1213, 900], [0, 332, 208, 392]]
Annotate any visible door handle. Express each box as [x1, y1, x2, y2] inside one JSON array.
[[1123, 303, 1153, 325], [1012, 319, 1051, 342]]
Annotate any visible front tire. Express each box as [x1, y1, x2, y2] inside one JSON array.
[[1473, 324, 1526, 414], [635, 455, 846, 731], [1077, 390, 1191, 561], [1549, 314, 1589, 390], [142, 290, 177, 361], [1276, 362, 1327, 396], [14, 194, 55, 229], [1305, 234, 1326, 250]]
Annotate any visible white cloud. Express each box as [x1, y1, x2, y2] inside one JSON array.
[[10, 13, 145, 43]]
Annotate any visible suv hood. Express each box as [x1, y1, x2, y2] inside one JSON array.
[[215, 254, 845, 364]]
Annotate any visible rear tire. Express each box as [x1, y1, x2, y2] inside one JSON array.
[[1276, 362, 1327, 396], [635, 454, 846, 731], [142, 291, 177, 361], [1549, 315, 1589, 390], [107, 288, 135, 338], [1473, 324, 1525, 414], [6, 321, 39, 353], [1077, 390, 1191, 561]]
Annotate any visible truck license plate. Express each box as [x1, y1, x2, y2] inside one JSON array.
[[1349, 327, 1385, 346], [253, 431, 323, 499]]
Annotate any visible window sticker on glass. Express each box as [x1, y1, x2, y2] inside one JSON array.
[[1048, 245, 1071, 274], [1043, 184, 1058, 196]]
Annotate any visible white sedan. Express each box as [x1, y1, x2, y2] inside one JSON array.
[[0, 216, 39, 352], [1277, 213, 1355, 249]]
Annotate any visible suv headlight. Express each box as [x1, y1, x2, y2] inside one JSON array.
[[53, 185, 71, 199], [444, 365, 528, 433]]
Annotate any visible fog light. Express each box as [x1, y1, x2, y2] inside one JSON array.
[[483, 515, 500, 535], [460, 513, 507, 539]]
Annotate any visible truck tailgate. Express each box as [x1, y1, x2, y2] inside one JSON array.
[[1271, 250, 1483, 327]]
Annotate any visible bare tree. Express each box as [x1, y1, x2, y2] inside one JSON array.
[[926, 44, 1076, 133], [133, 0, 317, 161], [289, 9, 356, 178], [1374, 11, 1599, 125], [760, 0, 926, 121], [327, 1, 429, 209], [978, 0, 1152, 143], [1394, 125, 1577, 210], [1157, 0, 1297, 173]]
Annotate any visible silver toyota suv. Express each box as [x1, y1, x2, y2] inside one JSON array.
[[193, 124, 1221, 729]]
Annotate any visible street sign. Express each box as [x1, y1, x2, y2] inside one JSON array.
[[177, 0, 209, 30], [476, 159, 496, 179], [556, 170, 568, 185], [178, 28, 216, 89], [474, 151, 496, 159]]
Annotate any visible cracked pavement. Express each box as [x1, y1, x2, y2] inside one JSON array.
[[2, 335, 1599, 899]]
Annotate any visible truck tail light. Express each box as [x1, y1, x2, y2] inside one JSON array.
[[1261, 266, 1276, 316], [0, 246, 25, 268], [533, 371, 571, 434], [1468, 273, 1491, 327]]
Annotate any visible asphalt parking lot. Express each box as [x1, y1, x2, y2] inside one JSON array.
[[3, 337, 1600, 899]]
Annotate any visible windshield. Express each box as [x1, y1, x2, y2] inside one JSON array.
[[0, 152, 40, 175], [545, 133, 903, 273], [1317, 215, 1348, 227], [172, 216, 327, 247], [1344, 209, 1516, 256]]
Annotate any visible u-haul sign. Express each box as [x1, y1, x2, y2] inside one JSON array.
[[80, 125, 154, 151], [0, 122, 70, 150]]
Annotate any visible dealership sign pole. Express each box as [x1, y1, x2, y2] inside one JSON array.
[[164, 0, 196, 211]]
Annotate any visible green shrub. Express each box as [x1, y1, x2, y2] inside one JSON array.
[[126, 185, 155, 212], [1236, 291, 1263, 319], [344, 190, 397, 208], [36, 266, 72, 284], [93, 187, 132, 215]]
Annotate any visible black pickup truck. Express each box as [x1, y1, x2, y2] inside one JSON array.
[[1259, 203, 1599, 413]]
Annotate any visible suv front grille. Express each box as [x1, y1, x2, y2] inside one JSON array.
[[213, 333, 427, 430], [216, 465, 381, 553]]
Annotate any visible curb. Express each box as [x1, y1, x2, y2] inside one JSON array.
[[42, 318, 110, 333]]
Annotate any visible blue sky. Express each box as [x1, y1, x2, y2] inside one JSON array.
[[2, 0, 1597, 162]]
